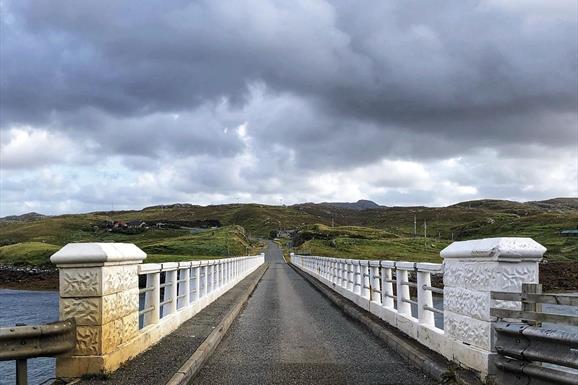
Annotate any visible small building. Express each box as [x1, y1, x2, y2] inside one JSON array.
[[127, 220, 147, 228], [560, 229, 578, 237]]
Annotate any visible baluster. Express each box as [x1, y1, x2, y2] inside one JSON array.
[[396, 264, 412, 316], [144, 271, 160, 326], [370, 262, 381, 304], [381, 261, 394, 308]]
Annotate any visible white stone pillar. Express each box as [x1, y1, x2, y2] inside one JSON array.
[[202, 264, 208, 297], [369, 261, 381, 304], [50, 243, 146, 377], [441, 237, 545, 377], [396, 263, 413, 316], [416, 263, 439, 327], [381, 261, 395, 308], [194, 263, 201, 302], [361, 261, 371, 299]]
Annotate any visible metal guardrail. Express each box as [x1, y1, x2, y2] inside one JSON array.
[[492, 283, 578, 385], [0, 319, 76, 385]]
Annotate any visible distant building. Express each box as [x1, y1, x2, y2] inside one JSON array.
[[127, 220, 147, 228], [560, 229, 578, 237]]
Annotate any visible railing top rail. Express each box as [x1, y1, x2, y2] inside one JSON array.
[[138, 255, 263, 274], [0, 319, 76, 361], [492, 291, 578, 307], [293, 255, 443, 273]]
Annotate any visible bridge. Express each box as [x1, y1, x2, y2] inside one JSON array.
[[2, 238, 577, 385]]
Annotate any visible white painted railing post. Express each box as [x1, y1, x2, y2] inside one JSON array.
[[381, 262, 395, 308], [179, 263, 190, 308], [202, 263, 208, 297], [416, 263, 437, 327], [369, 261, 381, 304], [361, 261, 370, 299], [396, 263, 412, 316], [143, 265, 161, 326], [194, 263, 201, 302], [50, 243, 146, 377], [441, 237, 546, 378], [347, 260, 354, 291], [166, 265, 178, 315]]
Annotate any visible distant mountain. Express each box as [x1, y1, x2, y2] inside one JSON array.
[[0, 212, 47, 222], [317, 199, 382, 211], [528, 197, 578, 211]]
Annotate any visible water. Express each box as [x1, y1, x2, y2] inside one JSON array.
[[0, 289, 59, 385]]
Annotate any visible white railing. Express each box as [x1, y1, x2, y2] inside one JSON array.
[[291, 255, 444, 329], [291, 237, 548, 381], [50, 243, 265, 378], [138, 256, 264, 329]]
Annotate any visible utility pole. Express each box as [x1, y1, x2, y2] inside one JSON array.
[[413, 215, 417, 238], [424, 219, 427, 251]]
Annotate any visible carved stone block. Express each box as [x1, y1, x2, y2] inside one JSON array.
[[75, 326, 101, 356], [61, 297, 102, 325], [444, 261, 538, 292], [60, 268, 102, 297], [445, 310, 492, 350], [103, 265, 139, 295], [102, 288, 139, 324]]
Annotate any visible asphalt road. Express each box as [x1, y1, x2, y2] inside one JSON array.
[[191, 242, 436, 385]]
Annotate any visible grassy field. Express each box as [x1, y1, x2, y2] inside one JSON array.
[[0, 225, 262, 266], [1, 198, 576, 266], [290, 224, 449, 263]]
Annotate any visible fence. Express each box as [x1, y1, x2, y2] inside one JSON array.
[[491, 283, 578, 384], [50, 243, 265, 378], [0, 319, 76, 385], [291, 237, 549, 381]]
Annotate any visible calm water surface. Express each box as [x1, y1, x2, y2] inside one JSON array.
[[0, 289, 58, 385]]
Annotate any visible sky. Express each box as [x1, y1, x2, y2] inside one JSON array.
[[1, 0, 577, 216]]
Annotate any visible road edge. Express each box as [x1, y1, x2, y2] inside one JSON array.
[[165, 263, 269, 385], [287, 262, 483, 385]]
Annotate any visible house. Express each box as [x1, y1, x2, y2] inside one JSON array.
[[127, 220, 146, 228]]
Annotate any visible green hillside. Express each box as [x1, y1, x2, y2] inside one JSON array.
[[0, 197, 576, 266]]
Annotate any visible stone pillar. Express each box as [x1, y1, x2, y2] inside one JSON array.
[[441, 237, 545, 376], [50, 243, 146, 377]]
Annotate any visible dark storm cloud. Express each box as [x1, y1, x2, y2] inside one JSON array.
[[3, 1, 576, 146], [1, 0, 577, 215]]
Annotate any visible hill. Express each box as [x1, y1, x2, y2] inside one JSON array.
[[0, 212, 47, 222], [0, 197, 576, 266]]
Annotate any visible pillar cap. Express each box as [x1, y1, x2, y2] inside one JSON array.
[[50, 243, 147, 265], [441, 237, 546, 262]]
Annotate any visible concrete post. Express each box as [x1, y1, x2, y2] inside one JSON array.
[[441, 237, 545, 376], [361, 261, 371, 299], [194, 263, 201, 301], [50, 243, 146, 377], [369, 261, 381, 304], [165, 266, 178, 316], [396, 263, 412, 316], [416, 263, 437, 327], [381, 261, 394, 308], [202, 264, 208, 297]]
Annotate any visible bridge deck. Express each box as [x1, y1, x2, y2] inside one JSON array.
[[191, 242, 435, 385]]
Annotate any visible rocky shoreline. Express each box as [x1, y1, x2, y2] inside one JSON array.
[[0, 265, 58, 291], [0, 261, 576, 293]]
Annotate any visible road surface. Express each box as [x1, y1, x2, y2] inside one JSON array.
[[191, 242, 435, 385]]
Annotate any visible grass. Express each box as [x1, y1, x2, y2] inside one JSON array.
[[0, 226, 262, 266], [291, 225, 448, 263], [1, 198, 576, 265], [0, 242, 61, 266]]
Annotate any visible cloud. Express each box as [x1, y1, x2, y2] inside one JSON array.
[[0, 0, 576, 215]]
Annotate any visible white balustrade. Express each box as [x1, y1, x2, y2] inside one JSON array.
[[290, 237, 546, 382], [50, 243, 265, 378]]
